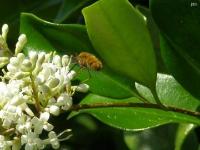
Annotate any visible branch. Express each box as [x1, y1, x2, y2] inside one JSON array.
[[70, 102, 200, 117]]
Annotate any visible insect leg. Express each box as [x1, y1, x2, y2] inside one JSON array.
[[81, 68, 91, 83]]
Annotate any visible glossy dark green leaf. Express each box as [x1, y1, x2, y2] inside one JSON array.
[[175, 124, 196, 150], [70, 73, 200, 130], [136, 6, 159, 51], [136, 73, 200, 111], [20, 13, 93, 54], [150, 0, 200, 99], [160, 34, 200, 100], [124, 124, 177, 150], [136, 5, 167, 73], [70, 93, 200, 130], [124, 123, 199, 150], [54, 0, 91, 23], [20, 13, 137, 98], [83, 0, 157, 89], [124, 124, 198, 150], [0, 0, 62, 42]]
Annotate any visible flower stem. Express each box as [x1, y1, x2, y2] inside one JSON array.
[[30, 75, 41, 113]]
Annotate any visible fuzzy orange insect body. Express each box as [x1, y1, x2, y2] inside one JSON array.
[[75, 52, 103, 70]]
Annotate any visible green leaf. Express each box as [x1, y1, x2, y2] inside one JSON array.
[[20, 13, 137, 98], [124, 124, 177, 150], [70, 93, 200, 130], [20, 13, 93, 54], [54, 0, 91, 23], [136, 6, 167, 73], [82, 0, 157, 89], [175, 124, 196, 150], [150, 0, 200, 99], [136, 73, 200, 111], [70, 73, 200, 130], [159, 34, 200, 100], [124, 124, 199, 150], [0, 0, 62, 41]]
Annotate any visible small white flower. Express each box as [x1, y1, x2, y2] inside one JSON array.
[[0, 135, 13, 149], [0, 104, 23, 128], [67, 70, 76, 80], [10, 93, 26, 106], [31, 112, 53, 134], [16, 115, 32, 134], [20, 103, 34, 117], [21, 131, 45, 150], [40, 112, 54, 131], [47, 131, 60, 149], [56, 92, 73, 110], [0, 24, 91, 150]]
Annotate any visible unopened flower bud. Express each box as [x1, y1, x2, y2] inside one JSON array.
[[20, 103, 34, 116], [0, 62, 8, 68], [62, 55, 69, 67], [44, 108, 50, 113], [39, 85, 51, 96], [38, 52, 45, 63], [10, 57, 19, 66], [73, 84, 89, 93], [53, 55, 61, 67], [47, 78, 60, 88], [36, 52, 45, 68], [40, 112, 50, 121], [2, 24, 8, 40], [0, 57, 9, 68], [21, 59, 32, 72], [17, 53, 25, 63], [10, 95, 25, 106], [36, 74, 46, 85], [67, 70, 76, 80], [3, 119, 12, 128], [6, 105, 17, 113], [7, 64, 17, 73], [32, 53, 45, 76], [15, 34, 27, 55], [49, 105, 60, 116], [0, 56, 8, 62], [44, 52, 52, 62], [14, 72, 30, 79], [29, 51, 38, 67]]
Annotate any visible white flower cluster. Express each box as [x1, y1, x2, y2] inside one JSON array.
[[0, 24, 89, 150]]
